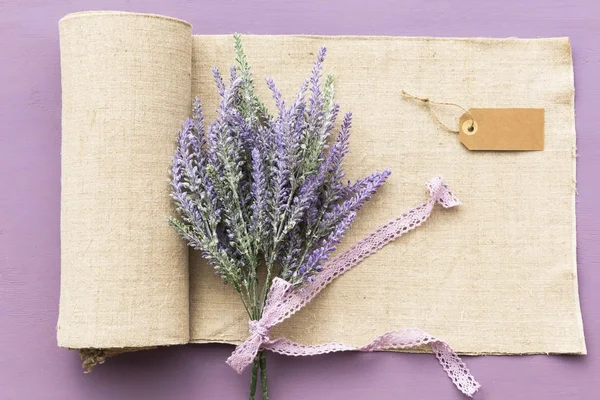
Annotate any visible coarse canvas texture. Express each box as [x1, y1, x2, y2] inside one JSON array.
[[58, 11, 585, 355], [58, 12, 192, 348]]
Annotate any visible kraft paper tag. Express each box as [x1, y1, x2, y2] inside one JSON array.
[[459, 108, 544, 151]]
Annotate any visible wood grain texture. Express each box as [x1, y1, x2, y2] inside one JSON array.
[[0, 0, 598, 398]]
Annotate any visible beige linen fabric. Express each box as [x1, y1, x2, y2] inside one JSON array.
[[190, 35, 585, 354], [59, 11, 585, 354], [58, 12, 191, 348]]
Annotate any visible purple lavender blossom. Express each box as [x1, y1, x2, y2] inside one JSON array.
[[319, 169, 391, 234], [322, 111, 352, 201], [306, 47, 327, 132], [250, 148, 268, 244], [169, 38, 390, 292]]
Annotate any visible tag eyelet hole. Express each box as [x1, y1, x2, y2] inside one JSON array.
[[462, 120, 478, 136]]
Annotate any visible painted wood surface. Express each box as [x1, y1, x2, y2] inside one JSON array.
[[1, 0, 598, 398]]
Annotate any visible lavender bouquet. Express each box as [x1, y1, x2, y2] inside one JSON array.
[[169, 35, 390, 399]]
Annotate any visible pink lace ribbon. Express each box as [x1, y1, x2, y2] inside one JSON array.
[[226, 177, 480, 397]]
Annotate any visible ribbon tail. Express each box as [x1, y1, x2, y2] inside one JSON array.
[[226, 334, 263, 374], [426, 176, 460, 208], [430, 341, 480, 397], [263, 329, 479, 397]]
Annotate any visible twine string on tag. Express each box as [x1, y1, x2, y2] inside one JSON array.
[[402, 90, 475, 134]]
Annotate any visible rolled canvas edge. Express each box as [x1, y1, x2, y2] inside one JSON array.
[[57, 10, 193, 353], [59, 10, 191, 28]]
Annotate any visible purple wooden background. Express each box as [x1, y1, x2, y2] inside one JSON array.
[[1, 0, 599, 398]]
